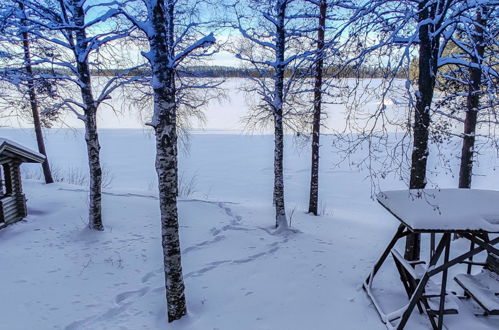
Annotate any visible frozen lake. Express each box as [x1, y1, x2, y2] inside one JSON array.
[[2, 78, 409, 134]]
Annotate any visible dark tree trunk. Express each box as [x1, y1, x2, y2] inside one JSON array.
[[19, 3, 54, 184], [405, 0, 440, 261], [149, 0, 187, 321], [458, 105, 478, 189], [457, 7, 497, 272], [459, 8, 486, 189], [273, 1, 287, 229], [308, 0, 326, 216], [72, 1, 103, 231]]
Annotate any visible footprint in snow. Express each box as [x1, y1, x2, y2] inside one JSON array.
[[115, 286, 150, 305], [141, 270, 158, 283]]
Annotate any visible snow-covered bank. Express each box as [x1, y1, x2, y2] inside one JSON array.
[[2, 182, 498, 329], [1, 129, 498, 329], [0, 180, 389, 330]]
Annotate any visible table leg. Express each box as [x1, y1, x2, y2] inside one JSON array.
[[467, 241, 475, 275], [462, 234, 499, 256], [430, 233, 435, 259], [429, 236, 499, 275], [397, 233, 450, 330], [363, 225, 410, 325], [364, 224, 407, 288], [437, 233, 451, 329]]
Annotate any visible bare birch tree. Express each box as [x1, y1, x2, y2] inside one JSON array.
[[341, 0, 477, 260], [13, 0, 143, 230], [233, 0, 313, 230], [18, 3, 54, 183], [303, 0, 355, 215], [0, 0, 54, 183], [118, 0, 220, 321], [433, 2, 499, 188], [306, 0, 327, 216]]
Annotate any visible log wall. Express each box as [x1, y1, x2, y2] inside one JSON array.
[[0, 159, 27, 227]]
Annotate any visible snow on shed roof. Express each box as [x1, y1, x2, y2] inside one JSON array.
[[377, 189, 499, 233], [0, 138, 45, 163]]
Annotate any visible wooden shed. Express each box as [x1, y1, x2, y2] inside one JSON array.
[[0, 138, 45, 229]]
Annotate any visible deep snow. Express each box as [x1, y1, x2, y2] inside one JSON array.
[[0, 128, 499, 329]]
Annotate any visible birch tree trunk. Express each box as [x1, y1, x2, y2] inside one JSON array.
[[19, 2, 54, 184], [154, 104, 186, 322], [274, 112, 287, 229], [149, 0, 187, 321], [72, 0, 103, 231], [458, 8, 486, 189], [83, 109, 103, 231], [405, 0, 440, 261], [273, 1, 287, 230], [308, 0, 326, 216]]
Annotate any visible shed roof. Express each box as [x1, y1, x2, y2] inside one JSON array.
[[0, 138, 45, 163]]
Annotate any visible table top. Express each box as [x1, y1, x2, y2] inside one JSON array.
[[377, 189, 499, 233]]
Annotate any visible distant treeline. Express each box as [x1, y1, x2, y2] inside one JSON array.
[[24, 65, 406, 79]]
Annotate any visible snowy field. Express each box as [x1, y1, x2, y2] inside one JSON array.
[[1, 80, 499, 329], [1, 129, 498, 330]]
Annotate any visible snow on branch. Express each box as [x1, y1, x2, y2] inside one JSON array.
[[173, 33, 216, 66]]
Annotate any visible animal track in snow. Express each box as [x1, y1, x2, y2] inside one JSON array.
[[115, 286, 150, 305], [183, 235, 226, 254]]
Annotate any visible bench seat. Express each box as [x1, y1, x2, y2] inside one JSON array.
[[455, 269, 499, 315]]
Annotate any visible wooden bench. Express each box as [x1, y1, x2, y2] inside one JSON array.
[[391, 249, 459, 315], [455, 269, 499, 315]]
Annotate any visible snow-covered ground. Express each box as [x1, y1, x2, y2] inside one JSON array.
[[1, 127, 499, 329]]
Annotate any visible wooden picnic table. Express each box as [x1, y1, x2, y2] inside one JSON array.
[[364, 189, 499, 330]]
